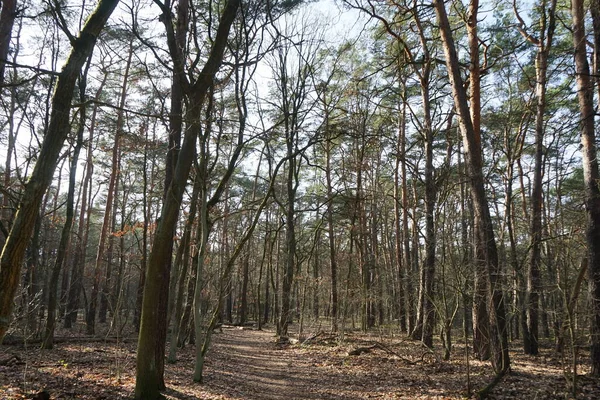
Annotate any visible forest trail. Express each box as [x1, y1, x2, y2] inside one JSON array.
[[200, 326, 338, 400], [164, 324, 442, 400], [168, 325, 464, 399]]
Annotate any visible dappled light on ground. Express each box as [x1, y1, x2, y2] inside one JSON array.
[[1, 326, 597, 399]]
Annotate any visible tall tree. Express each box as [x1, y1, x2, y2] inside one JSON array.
[[64, 70, 108, 328], [514, 0, 558, 356], [42, 63, 90, 348], [0, 0, 119, 342], [88, 37, 133, 334], [433, 0, 510, 375], [571, 0, 600, 376], [269, 13, 322, 338], [134, 0, 240, 397]]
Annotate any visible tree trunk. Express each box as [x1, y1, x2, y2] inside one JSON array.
[[417, 62, 436, 348], [325, 117, 339, 333], [518, 0, 557, 356], [64, 73, 106, 328], [393, 90, 408, 333], [0, 0, 119, 342], [239, 248, 250, 325], [0, 0, 16, 86], [400, 98, 414, 334], [88, 39, 132, 335], [42, 72, 88, 348], [135, 1, 240, 396], [167, 171, 201, 363], [433, 0, 510, 375], [571, 0, 600, 376]]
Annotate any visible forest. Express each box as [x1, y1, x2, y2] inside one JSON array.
[[1, 0, 600, 398]]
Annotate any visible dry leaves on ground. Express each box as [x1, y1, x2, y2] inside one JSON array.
[[1, 325, 598, 399]]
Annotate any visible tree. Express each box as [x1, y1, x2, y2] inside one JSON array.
[[433, 0, 510, 375], [571, 0, 600, 376], [514, 0, 558, 356], [134, 0, 240, 397], [88, 37, 134, 335], [42, 62, 90, 348], [64, 69, 109, 329], [0, 0, 17, 86], [266, 11, 323, 338], [0, 0, 119, 342]]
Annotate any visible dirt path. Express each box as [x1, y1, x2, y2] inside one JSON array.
[[166, 326, 597, 400], [166, 326, 458, 400], [206, 327, 336, 399], [167, 326, 361, 400]]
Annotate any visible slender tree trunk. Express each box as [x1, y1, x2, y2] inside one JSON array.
[[0, 0, 16, 86], [239, 248, 250, 325], [1, 36, 20, 248], [325, 132, 338, 333], [87, 40, 132, 335], [99, 166, 120, 325], [393, 91, 408, 333], [313, 236, 320, 321], [402, 122, 414, 333], [167, 172, 201, 363], [519, 0, 557, 356], [277, 47, 300, 338], [417, 74, 436, 347], [64, 73, 106, 328], [42, 71, 88, 348], [134, 121, 154, 332]]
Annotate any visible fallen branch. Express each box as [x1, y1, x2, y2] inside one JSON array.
[[477, 370, 508, 399], [0, 353, 22, 366], [301, 331, 337, 346], [347, 341, 416, 364], [419, 341, 442, 365], [347, 344, 378, 356]]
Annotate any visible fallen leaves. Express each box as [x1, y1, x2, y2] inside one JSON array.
[[0, 326, 598, 399]]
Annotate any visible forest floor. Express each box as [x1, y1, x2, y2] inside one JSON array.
[[1, 323, 599, 399]]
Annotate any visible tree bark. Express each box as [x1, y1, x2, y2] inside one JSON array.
[[0, 0, 16, 86]]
